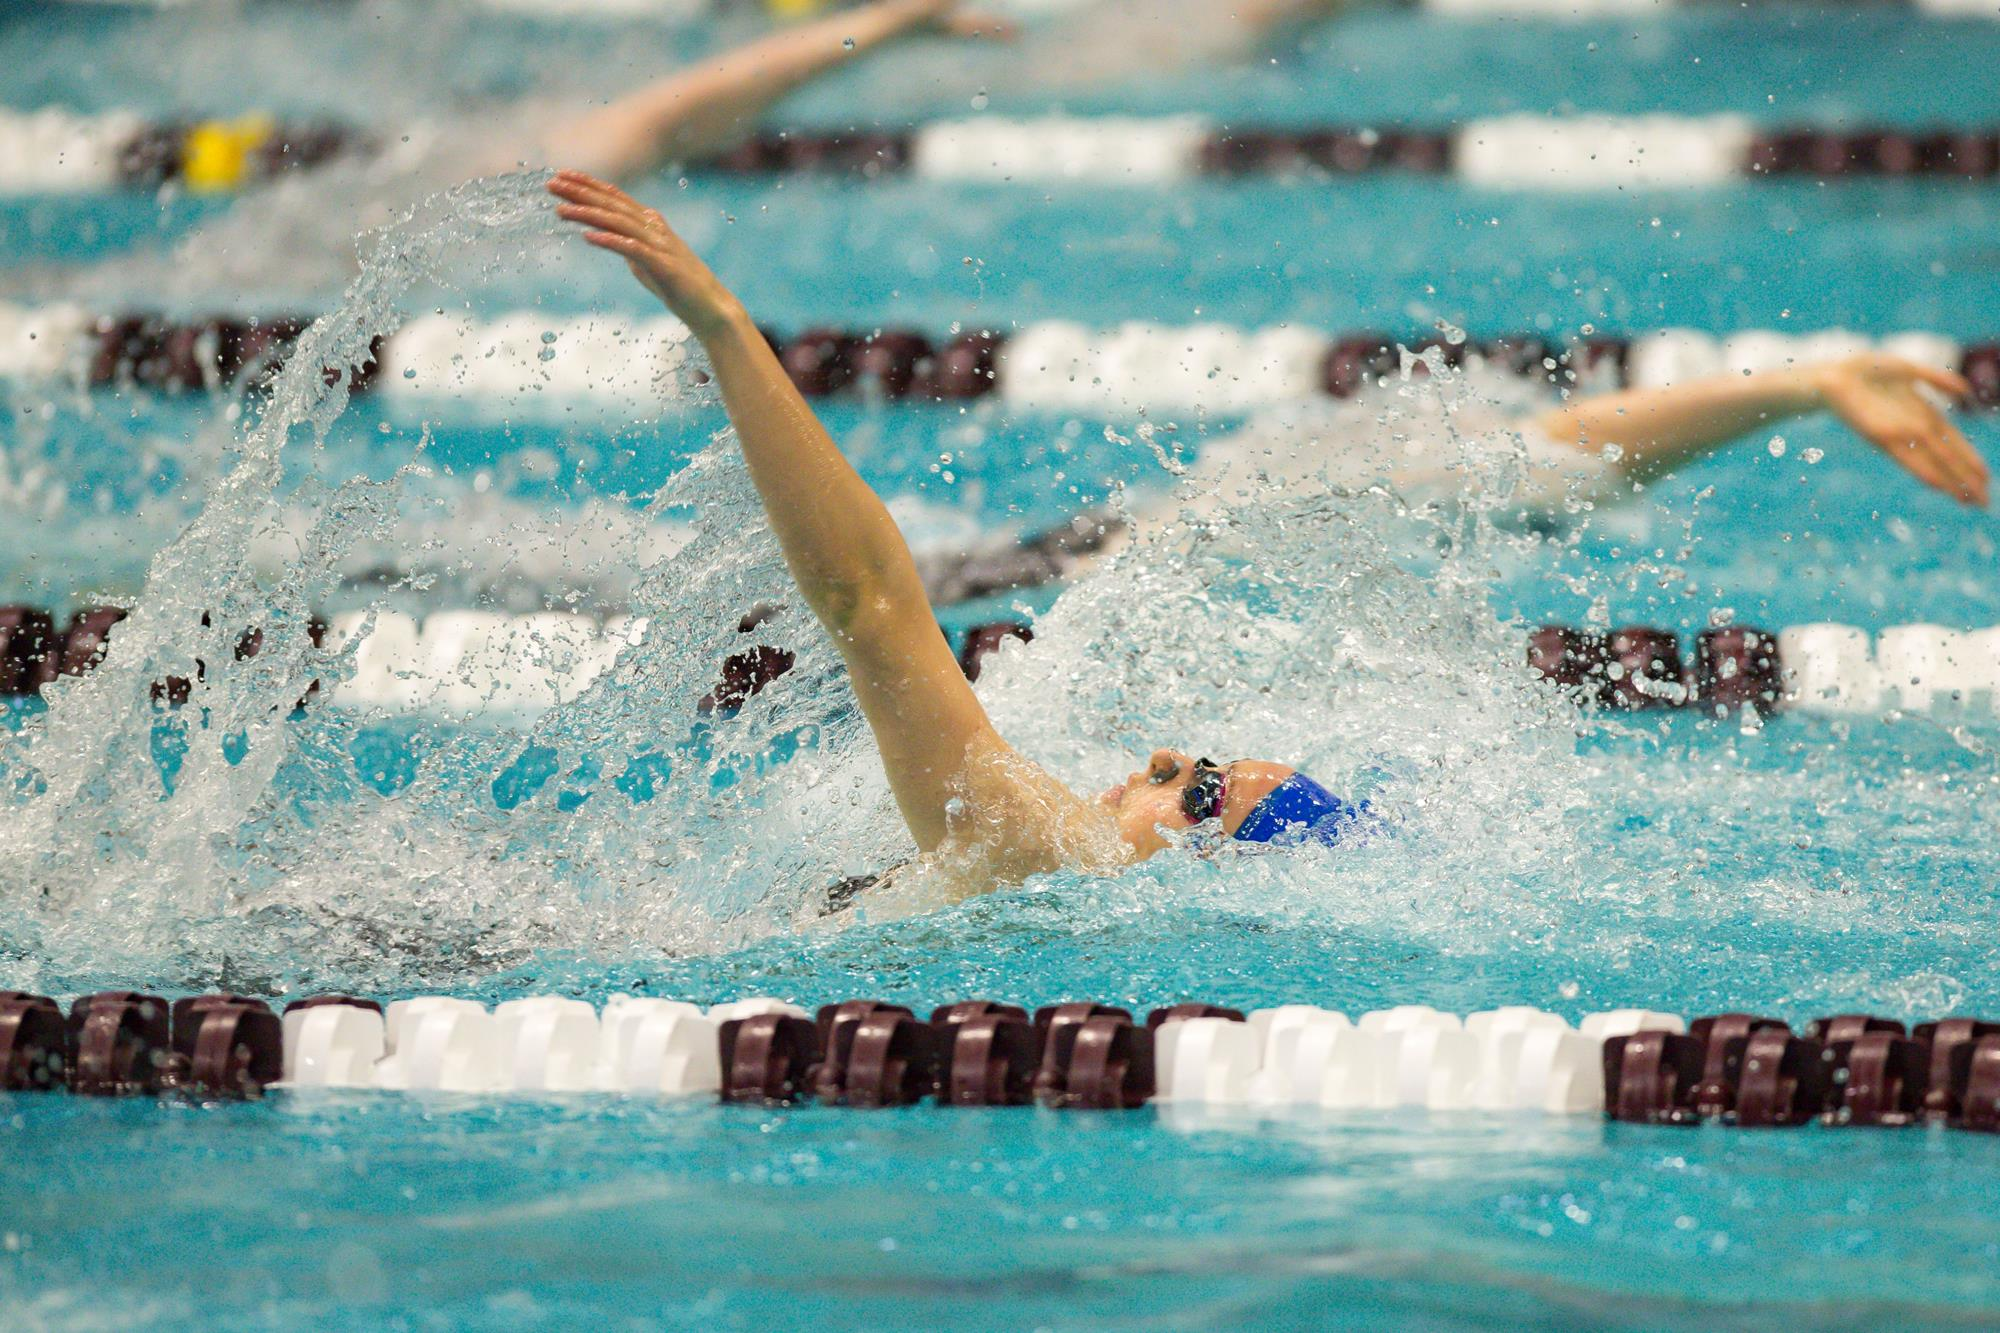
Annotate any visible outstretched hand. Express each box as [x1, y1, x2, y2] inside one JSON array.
[[1818, 355, 1989, 506], [548, 171, 741, 337]]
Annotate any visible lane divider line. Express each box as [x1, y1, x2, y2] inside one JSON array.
[[6, 990, 1994, 1131], [5, 605, 1997, 721], [4, 109, 1999, 196], [4, 307, 1996, 417]]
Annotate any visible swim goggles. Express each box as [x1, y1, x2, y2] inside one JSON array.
[[1181, 757, 1229, 825]]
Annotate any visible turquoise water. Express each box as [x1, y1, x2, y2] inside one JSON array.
[[3, 1097, 1995, 1330], [2, 4, 2000, 1328]]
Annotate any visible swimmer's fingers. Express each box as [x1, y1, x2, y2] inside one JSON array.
[[557, 203, 673, 246], [547, 170, 625, 207], [579, 229, 678, 286], [580, 230, 654, 263], [1897, 389, 1988, 505], [552, 169, 740, 331], [1826, 363, 1989, 504], [557, 200, 694, 271], [1925, 419, 1990, 506], [547, 172, 652, 225], [1892, 440, 1954, 499], [549, 183, 648, 231], [548, 168, 624, 200], [582, 231, 691, 316], [550, 175, 689, 262], [1839, 354, 1971, 404], [580, 229, 737, 331], [1909, 362, 1972, 401], [1875, 410, 1988, 506]]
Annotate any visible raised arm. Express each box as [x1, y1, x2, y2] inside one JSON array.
[[549, 171, 1084, 862], [1532, 356, 1988, 506], [540, 0, 1010, 182]]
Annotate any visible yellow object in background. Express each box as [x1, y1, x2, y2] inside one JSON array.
[[767, 0, 833, 17], [181, 115, 275, 193]]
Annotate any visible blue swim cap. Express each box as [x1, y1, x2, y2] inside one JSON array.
[[1232, 772, 1363, 847]]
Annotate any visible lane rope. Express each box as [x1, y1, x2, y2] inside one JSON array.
[[3, 108, 1999, 195], [4, 989, 1994, 1130], [4, 307, 1996, 417], [5, 605, 1997, 720]]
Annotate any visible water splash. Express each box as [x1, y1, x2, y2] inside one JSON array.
[[4, 173, 1993, 1016], [0, 174, 935, 993], [0, 219, 1659, 1000]]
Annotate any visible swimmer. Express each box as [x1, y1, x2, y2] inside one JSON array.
[[548, 169, 1362, 902], [43, 0, 1339, 305], [919, 352, 1989, 607], [41, 0, 1011, 304], [530, 0, 1011, 185], [551, 0, 1347, 171]]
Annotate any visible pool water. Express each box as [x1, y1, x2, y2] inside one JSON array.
[[2, 3, 1999, 1328], [4, 1096, 1993, 1331]]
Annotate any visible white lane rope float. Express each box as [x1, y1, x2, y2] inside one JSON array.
[[6, 990, 1997, 1132], [2, 108, 1998, 196]]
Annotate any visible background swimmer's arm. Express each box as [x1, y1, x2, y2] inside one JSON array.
[[540, 0, 1010, 181], [1233, 0, 1348, 40], [551, 172, 1030, 854], [1531, 356, 1988, 505], [1042, 0, 1341, 79]]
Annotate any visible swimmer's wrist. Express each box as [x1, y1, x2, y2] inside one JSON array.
[[1796, 364, 1840, 412], [684, 294, 752, 344], [1761, 365, 1830, 414], [690, 299, 760, 354]]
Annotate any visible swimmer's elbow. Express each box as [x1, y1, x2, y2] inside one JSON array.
[[808, 572, 925, 647]]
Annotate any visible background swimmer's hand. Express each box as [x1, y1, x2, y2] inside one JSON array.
[[908, 0, 1015, 40], [1815, 355, 1989, 507], [549, 171, 743, 338]]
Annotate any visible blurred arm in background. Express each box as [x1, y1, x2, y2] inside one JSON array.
[[912, 356, 1988, 611], [1532, 355, 1988, 507], [1016, 0, 1346, 86], [536, 0, 1011, 181]]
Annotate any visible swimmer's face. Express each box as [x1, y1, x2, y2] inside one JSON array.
[[1102, 749, 1295, 858]]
